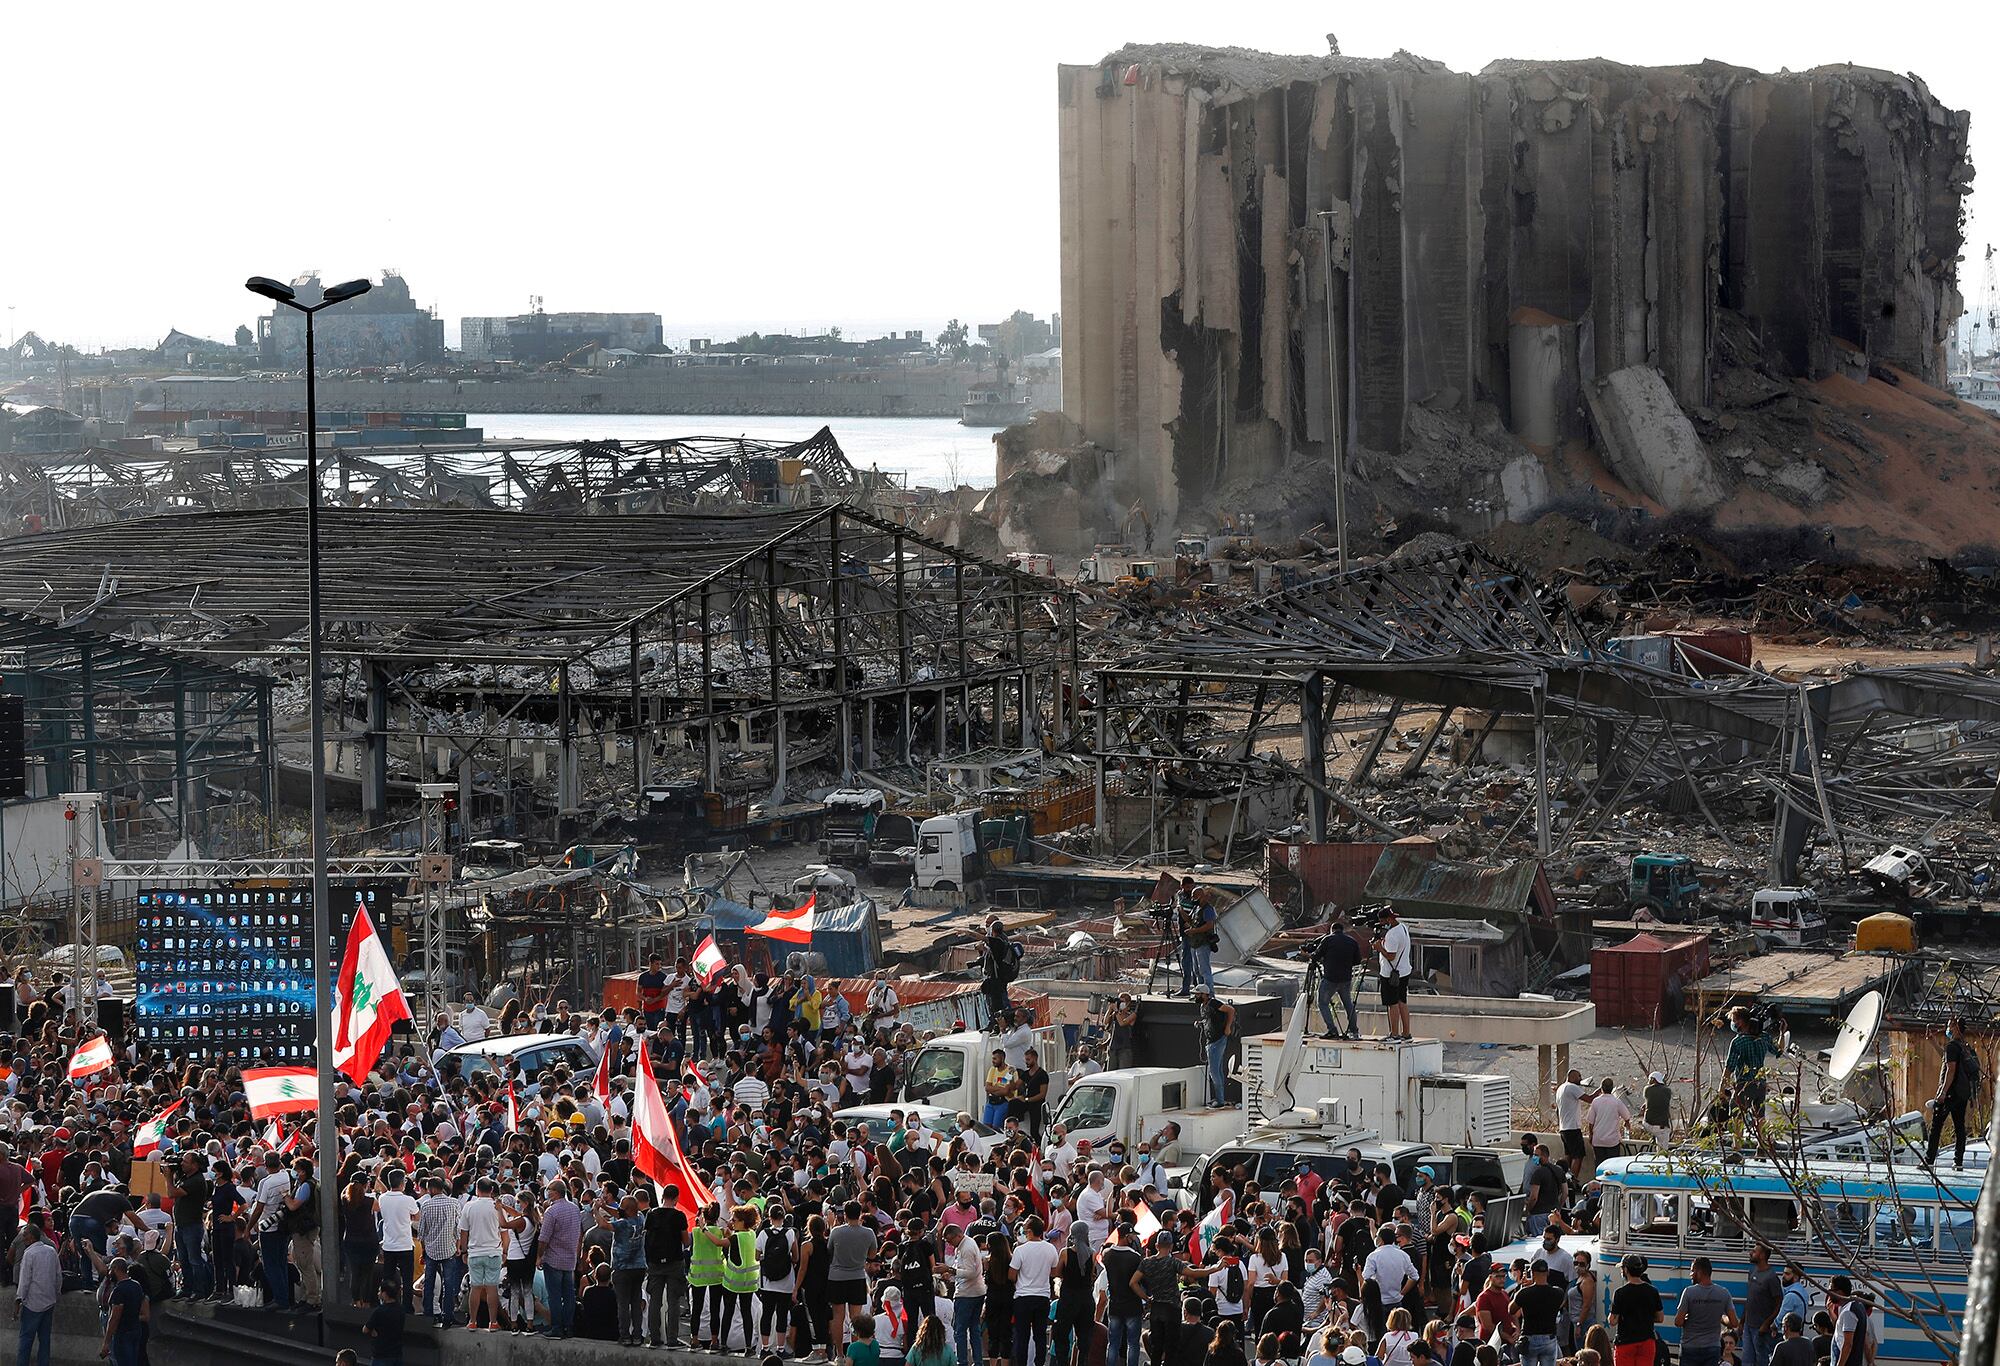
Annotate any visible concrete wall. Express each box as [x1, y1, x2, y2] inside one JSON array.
[[1058, 47, 1973, 503]]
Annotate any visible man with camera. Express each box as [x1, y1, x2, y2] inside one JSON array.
[[1309, 915, 1363, 1039], [1176, 881, 1219, 993], [1370, 907, 1414, 1043]]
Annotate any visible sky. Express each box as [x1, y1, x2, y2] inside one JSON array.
[[4, 1, 1989, 352]]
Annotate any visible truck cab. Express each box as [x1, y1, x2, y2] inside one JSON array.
[[817, 787, 886, 867], [915, 809, 984, 891], [1749, 886, 1827, 947], [1629, 853, 1701, 921], [1188, 1126, 1435, 1214], [901, 1026, 1071, 1118]]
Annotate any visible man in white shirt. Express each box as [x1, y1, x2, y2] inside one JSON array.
[[865, 973, 900, 1033], [1066, 1047, 1103, 1084], [1555, 1068, 1590, 1180], [376, 1166, 422, 1309], [732, 1071, 771, 1112], [1584, 1077, 1634, 1176], [1372, 908, 1415, 1043], [1362, 1225, 1418, 1309], [996, 1016, 1035, 1070], [1075, 1169, 1113, 1252], [1042, 1125, 1078, 1176], [457, 993, 491, 1042], [1009, 1216, 1061, 1364], [457, 1177, 506, 1331]]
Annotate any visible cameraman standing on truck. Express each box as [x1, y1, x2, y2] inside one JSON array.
[[1310, 915, 1363, 1040], [1371, 906, 1415, 1043], [1179, 883, 1220, 993], [979, 917, 1020, 1023]]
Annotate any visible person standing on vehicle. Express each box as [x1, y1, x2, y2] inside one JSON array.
[[980, 919, 1020, 1023], [1925, 1015, 1980, 1169], [1554, 1069, 1589, 1181], [1641, 1072, 1673, 1150], [1195, 989, 1236, 1109], [1108, 994, 1140, 1071], [1312, 917, 1362, 1040], [1371, 910, 1414, 1043], [1583, 1079, 1632, 1177]]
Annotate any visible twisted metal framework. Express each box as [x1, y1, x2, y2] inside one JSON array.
[[1096, 544, 2000, 880], [0, 427, 866, 527], [0, 501, 1075, 824]]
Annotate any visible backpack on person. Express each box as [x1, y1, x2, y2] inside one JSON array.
[[761, 1228, 793, 1280], [994, 937, 1023, 984], [1225, 1261, 1244, 1304], [1957, 1043, 1982, 1099]]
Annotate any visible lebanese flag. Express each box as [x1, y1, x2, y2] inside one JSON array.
[[632, 1047, 712, 1219], [332, 901, 413, 1083], [67, 1034, 115, 1082], [1192, 1190, 1232, 1262], [505, 1082, 521, 1135], [747, 894, 815, 944], [691, 935, 727, 987], [244, 1066, 318, 1118], [590, 1039, 613, 1109], [133, 1100, 182, 1158], [261, 1119, 302, 1154]]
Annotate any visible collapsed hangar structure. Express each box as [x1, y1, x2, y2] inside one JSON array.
[[1093, 545, 2000, 881], [0, 500, 1072, 853]]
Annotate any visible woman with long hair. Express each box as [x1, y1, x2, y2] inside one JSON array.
[[794, 1211, 833, 1358], [983, 1231, 1015, 1366], [907, 1308, 954, 1366], [1210, 1319, 1248, 1366], [1247, 1225, 1284, 1333], [1052, 1220, 1096, 1366], [338, 1178, 378, 1308]]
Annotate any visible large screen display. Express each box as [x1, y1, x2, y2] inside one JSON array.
[[132, 883, 396, 1059]]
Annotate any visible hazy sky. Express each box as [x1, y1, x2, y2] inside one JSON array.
[[6, 1, 1989, 351]]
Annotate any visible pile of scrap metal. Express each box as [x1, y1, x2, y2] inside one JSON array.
[[1091, 543, 2000, 889]]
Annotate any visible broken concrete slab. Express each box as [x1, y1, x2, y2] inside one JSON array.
[[1585, 365, 1726, 513]]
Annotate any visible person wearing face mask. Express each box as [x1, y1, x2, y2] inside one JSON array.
[[1302, 1248, 1336, 1331], [1075, 1167, 1113, 1253]]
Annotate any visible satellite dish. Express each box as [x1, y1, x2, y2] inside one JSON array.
[[1828, 990, 1885, 1081]]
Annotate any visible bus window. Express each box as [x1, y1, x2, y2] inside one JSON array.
[[1941, 1207, 1976, 1255], [1874, 1204, 1935, 1253], [1818, 1198, 1872, 1246], [1626, 1191, 1682, 1246], [1749, 1197, 1799, 1243]]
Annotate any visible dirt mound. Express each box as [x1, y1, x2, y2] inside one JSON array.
[[1482, 513, 1635, 573]]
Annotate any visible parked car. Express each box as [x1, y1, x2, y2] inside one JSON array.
[[833, 1103, 1002, 1158], [442, 1031, 595, 1081]]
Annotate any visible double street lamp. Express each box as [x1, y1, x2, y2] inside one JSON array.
[[243, 273, 371, 1295]]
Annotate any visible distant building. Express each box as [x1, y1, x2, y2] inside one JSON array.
[[458, 311, 664, 363], [978, 312, 1058, 361], [257, 272, 444, 368]]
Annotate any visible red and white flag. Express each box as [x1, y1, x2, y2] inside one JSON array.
[[67, 1034, 115, 1082], [747, 894, 815, 944], [243, 1066, 319, 1119], [260, 1119, 302, 1153], [590, 1040, 613, 1109], [132, 1100, 182, 1158], [504, 1081, 521, 1134], [632, 1047, 711, 1219], [332, 901, 413, 1083], [690, 934, 728, 987]]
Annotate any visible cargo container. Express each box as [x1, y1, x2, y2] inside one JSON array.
[[1267, 840, 1391, 915], [1590, 931, 1709, 1028]]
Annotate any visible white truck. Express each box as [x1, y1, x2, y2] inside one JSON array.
[[1051, 1032, 1513, 1164], [1747, 887, 1828, 947], [915, 809, 986, 891], [900, 1024, 1071, 1118]]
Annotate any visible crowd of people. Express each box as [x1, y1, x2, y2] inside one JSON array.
[[0, 937, 1913, 1366]]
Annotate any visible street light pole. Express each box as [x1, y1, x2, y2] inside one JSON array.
[[244, 274, 370, 1310]]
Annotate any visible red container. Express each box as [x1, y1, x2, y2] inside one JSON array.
[[1662, 630, 1753, 678], [1267, 841, 1391, 914], [1591, 932, 1711, 1028]]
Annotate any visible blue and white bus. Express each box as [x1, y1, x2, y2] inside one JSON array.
[[1593, 1153, 1978, 1364]]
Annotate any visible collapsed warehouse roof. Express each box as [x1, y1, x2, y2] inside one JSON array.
[[1094, 544, 2000, 881], [0, 501, 1074, 826]]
